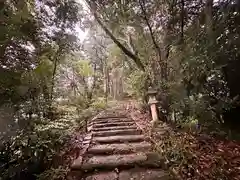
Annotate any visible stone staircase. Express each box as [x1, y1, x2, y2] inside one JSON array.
[[70, 113, 169, 180]]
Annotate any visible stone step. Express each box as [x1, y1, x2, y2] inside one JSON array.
[[93, 122, 135, 128], [119, 168, 169, 180], [84, 169, 169, 180], [92, 125, 137, 132], [81, 153, 147, 171], [94, 116, 129, 121], [92, 129, 141, 137], [87, 142, 151, 155], [91, 118, 132, 124], [94, 116, 127, 120], [92, 135, 145, 144], [90, 120, 133, 127], [84, 171, 118, 180], [88, 117, 127, 124], [79, 152, 163, 171]]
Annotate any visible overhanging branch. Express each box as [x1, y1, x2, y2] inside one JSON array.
[[85, 0, 145, 72]]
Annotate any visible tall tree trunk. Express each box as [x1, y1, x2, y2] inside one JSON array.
[[112, 68, 118, 100], [205, 0, 213, 37], [48, 51, 60, 120], [104, 61, 109, 103], [161, 29, 170, 82]]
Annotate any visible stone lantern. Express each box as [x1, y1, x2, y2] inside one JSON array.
[[147, 87, 159, 125]]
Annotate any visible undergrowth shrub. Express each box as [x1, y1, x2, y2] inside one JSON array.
[[126, 71, 148, 99], [0, 96, 108, 180], [36, 166, 69, 180], [0, 105, 79, 180], [91, 97, 106, 110]]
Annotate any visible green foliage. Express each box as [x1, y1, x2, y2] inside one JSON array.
[[126, 71, 148, 98], [167, 10, 240, 126], [69, 95, 89, 109], [21, 59, 52, 89], [0, 105, 79, 179], [0, 0, 80, 102], [75, 98, 107, 126], [2, 0, 240, 179], [36, 167, 69, 180], [74, 60, 94, 77], [76, 107, 95, 125], [89, 0, 240, 132], [0, 0, 108, 179], [91, 97, 107, 109]]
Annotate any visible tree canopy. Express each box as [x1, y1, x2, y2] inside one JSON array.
[[1, 0, 240, 179]]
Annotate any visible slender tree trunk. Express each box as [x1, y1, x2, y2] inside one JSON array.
[[181, 0, 185, 42], [48, 51, 60, 120], [50, 48, 61, 103], [87, 63, 97, 102], [50, 58, 58, 102], [72, 67, 77, 97]]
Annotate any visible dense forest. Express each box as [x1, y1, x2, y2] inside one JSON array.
[[0, 0, 240, 179]]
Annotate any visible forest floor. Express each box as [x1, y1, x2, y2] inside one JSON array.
[[61, 100, 240, 180], [124, 101, 240, 180]]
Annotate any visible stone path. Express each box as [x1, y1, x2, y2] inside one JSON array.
[[70, 111, 169, 180]]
